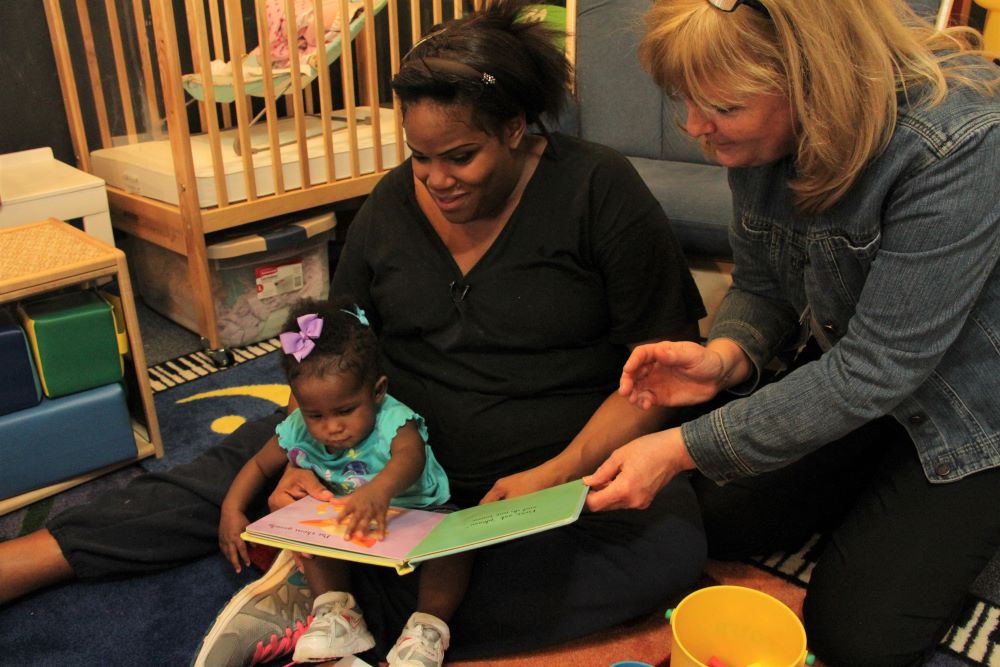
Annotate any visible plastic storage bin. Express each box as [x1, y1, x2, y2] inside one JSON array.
[[124, 212, 335, 348]]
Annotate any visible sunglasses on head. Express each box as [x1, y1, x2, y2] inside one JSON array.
[[707, 0, 770, 16]]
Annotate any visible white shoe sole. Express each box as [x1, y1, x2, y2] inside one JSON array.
[[291, 632, 376, 662]]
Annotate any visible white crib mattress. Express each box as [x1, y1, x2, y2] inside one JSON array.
[[90, 107, 404, 208]]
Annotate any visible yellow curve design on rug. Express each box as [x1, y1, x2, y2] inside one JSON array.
[[176, 384, 290, 434]]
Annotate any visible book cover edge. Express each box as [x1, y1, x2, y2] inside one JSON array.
[[240, 531, 416, 574], [405, 479, 589, 562]]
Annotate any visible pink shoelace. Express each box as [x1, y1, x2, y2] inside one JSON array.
[[250, 615, 313, 666]]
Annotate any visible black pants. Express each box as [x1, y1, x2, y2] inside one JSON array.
[[48, 410, 707, 660], [694, 416, 1000, 667], [48, 412, 282, 578]]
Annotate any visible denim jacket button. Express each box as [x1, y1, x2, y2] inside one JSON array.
[[935, 462, 951, 477], [909, 413, 926, 425]]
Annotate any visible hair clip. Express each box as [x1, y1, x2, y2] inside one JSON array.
[[280, 313, 324, 361], [341, 306, 370, 327], [482, 72, 496, 86]]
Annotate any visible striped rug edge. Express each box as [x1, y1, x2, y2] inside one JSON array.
[[146, 338, 280, 394]]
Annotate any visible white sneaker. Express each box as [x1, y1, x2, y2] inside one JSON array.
[[291, 591, 376, 662], [386, 612, 451, 667]]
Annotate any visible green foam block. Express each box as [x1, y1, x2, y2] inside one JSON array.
[[19, 290, 123, 398]]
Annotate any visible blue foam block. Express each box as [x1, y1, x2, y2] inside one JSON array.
[[0, 309, 42, 416], [0, 383, 136, 499]]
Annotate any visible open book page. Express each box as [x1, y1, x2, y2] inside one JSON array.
[[243, 496, 447, 561], [242, 480, 589, 569]]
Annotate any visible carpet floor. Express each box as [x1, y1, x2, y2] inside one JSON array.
[[1, 343, 997, 666]]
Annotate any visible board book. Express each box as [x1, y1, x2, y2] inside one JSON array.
[[242, 479, 589, 574]]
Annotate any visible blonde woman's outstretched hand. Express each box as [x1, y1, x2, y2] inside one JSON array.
[[619, 340, 729, 409], [583, 427, 696, 511]]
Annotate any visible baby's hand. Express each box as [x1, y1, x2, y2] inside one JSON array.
[[219, 507, 251, 572], [337, 486, 391, 540]]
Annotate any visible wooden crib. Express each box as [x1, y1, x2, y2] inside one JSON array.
[[42, 0, 575, 355]]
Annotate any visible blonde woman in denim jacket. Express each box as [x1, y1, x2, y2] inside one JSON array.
[[585, 0, 1000, 664]]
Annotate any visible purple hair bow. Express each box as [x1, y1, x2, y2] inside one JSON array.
[[279, 313, 324, 361]]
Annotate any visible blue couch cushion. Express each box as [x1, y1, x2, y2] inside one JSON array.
[[575, 0, 732, 260], [629, 157, 733, 260], [576, 0, 671, 161]]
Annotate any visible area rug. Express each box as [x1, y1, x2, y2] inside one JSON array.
[[1, 342, 997, 666]]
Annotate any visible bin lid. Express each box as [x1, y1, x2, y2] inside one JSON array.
[[206, 212, 336, 260]]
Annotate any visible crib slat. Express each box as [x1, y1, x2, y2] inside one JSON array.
[[432, 0, 442, 26], [284, 0, 313, 189], [305, 83, 316, 115], [148, 0, 222, 348], [207, 0, 233, 128], [338, 0, 362, 177], [312, 0, 338, 183], [184, 0, 210, 133], [410, 0, 421, 49], [255, 0, 287, 195], [104, 1, 139, 142], [224, 0, 259, 203], [362, 0, 384, 173], [566, 0, 577, 90], [189, 0, 230, 206], [131, 0, 165, 140], [388, 0, 405, 165], [43, 0, 91, 170], [75, 0, 113, 148], [355, 8, 372, 106]]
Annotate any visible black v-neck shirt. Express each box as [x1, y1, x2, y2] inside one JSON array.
[[333, 132, 704, 505]]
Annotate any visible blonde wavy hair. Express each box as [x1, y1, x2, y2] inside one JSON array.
[[639, 0, 998, 213]]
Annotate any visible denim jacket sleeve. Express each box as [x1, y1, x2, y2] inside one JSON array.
[[707, 166, 802, 393], [683, 84, 1000, 484]]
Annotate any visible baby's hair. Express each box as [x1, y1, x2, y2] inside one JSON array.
[[279, 297, 381, 388], [391, 0, 571, 137]]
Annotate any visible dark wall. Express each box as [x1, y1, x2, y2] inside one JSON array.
[[0, 3, 76, 165]]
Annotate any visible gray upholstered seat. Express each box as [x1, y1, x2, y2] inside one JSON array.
[[573, 0, 730, 259]]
